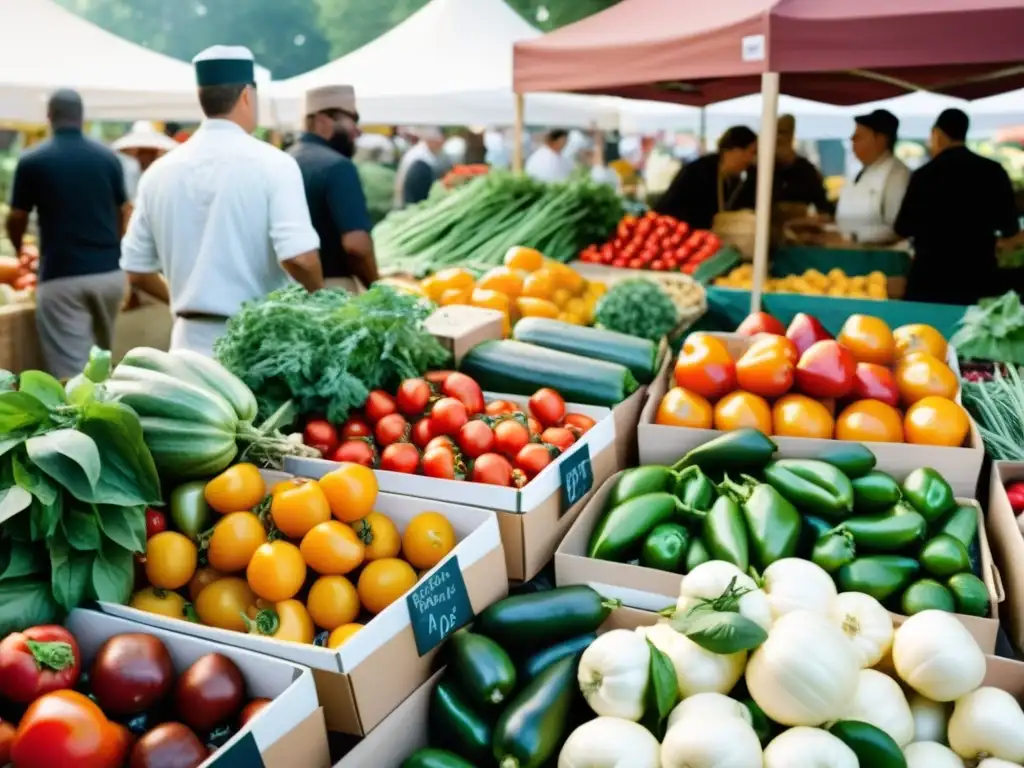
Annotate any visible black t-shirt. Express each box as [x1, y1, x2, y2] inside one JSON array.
[[655, 154, 751, 230], [10, 129, 126, 282], [896, 146, 1020, 305], [741, 155, 834, 215], [288, 133, 372, 279]]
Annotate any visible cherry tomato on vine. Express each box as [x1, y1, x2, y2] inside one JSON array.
[[442, 372, 485, 415], [485, 399, 519, 416], [424, 435, 456, 454], [457, 420, 495, 458], [340, 415, 372, 440], [329, 439, 377, 468], [364, 390, 397, 423], [0, 625, 81, 704], [540, 427, 575, 453], [422, 446, 462, 480], [471, 453, 514, 487], [562, 413, 596, 434], [144, 509, 166, 539], [516, 443, 559, 478], [380, 442, 421, 474], [374, 413, 409, 447], [431, 397, 469, 436], [396, 378, 432, 417], [411, 417, 435, 449], [303, 419, 339, 456], [529, 388, 566, 428], [493, 419, 530, 457]]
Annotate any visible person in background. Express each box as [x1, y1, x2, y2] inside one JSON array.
[[395, 127, 445, 208], [756, 114, 834, 214], [120, 45, 322, 357], [834, 109, 910, 245], [289, 86, 377, 292], [654, 126, 758, 229], [113, 121, 181, 190], [896, 108, 1020, 305], [5, 89, 129, 378], [525, 128, 574, 183]]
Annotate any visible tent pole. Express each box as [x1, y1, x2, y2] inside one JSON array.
[[699, 107, 707, 154], [750, 72, 780, 314], [512, 93, 525, 173]]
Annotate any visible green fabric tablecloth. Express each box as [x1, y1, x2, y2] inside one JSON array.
[[771, 245, 912, 278]]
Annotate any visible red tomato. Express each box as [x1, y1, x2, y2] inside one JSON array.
[[611, 257, 627, 268], [562, 413, 596, 434], [471, 453, 514, 486], [852, 362, 900, 407], [422, 446, 463, 480], [396, 378, 432, 417], [457, 420, 495, 459], [0, 720, 14, 766], [425, 370, 455, 386], [364, 390, 397, 424], [374, 413, 409, 447], [516, 443, 559, 479], [735, 311, 785, 337], [173, 653, 245, 733], [303, 419, 339, 455], [0, 626, 81, 704], [493, 419, 530, 457], [424, 435, 456, 454], [340, 415, 372, 440], [431, 397, 469, 436], [379, 443, 420, 474], [329, 439, 376, 467], [442, 373, 485, 416], [541, 427, 575, 453], [529, 388, 566, 428], [628, 258, 644, 269], [486, 399, 519, 416], [735, 337, 795, 398], [785, 313, 833, 356], [527, 417, 543, 437], [128, 723, 207, 768], [12, 690, 127, 768], [795, 340, 856, 399], [144, 509, 166, 539], [411, 417, 435, 449]]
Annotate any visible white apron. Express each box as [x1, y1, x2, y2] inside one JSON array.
[[835, 154, 900, 244], [170, 317, 228, 357]]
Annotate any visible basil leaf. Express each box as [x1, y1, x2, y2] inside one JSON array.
[[26, 429, 101, 501], [95, 504, 147, 554], [677, 609, 767, 654], [0, 486, 32, 525], [0, 577, 61, 637], [30, 495, 62, 542], [0, 391, 50, 433], [0, 543, 46, 581], [49, 533, 93, 611], [77, 401, 162, 506], [0, 434, 26, 461], [13, 451, 58, 506], [641, 639, 679, 740], [63, 505, 102, 551], [90, 541, 134, 604], [18, 371, 67, 409]]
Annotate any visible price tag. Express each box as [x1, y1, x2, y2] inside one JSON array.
[[406, 555, 472, 656], [560, 442, 594, 514], [210, 732, 264, 768]]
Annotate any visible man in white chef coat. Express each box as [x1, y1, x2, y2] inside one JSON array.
[[834, 109, 911, 245], [525, 129, 574, 183], [120, 45, 323, 356]]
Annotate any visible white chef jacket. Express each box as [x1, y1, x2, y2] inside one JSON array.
[[525, 145, 574, 183], [835, 152, 911, 244], [120, 120, 319, 355]]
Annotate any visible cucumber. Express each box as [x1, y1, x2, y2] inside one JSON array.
[[459, 340, 638, 407], [901, 578, 956, 615], [829, 720, 906, 768], [429, 677, 493, 765], [493, 655, 577, 768], [519, 633, 596, 682], [938, 504, 978, 550], [837, 556, 919, 601], [448, 630, 517, 706], [475, 586, 619, 652], [402, 750, 476, 768], [948, 572, 990, 617], [512, 318, 659, 384], [919, 534, 970, 578]]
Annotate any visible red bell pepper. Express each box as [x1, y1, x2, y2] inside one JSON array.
[[795, 340, 856, 399], [0, 625, 81, 704], [786, 312, 833, 355], [1005, 481, 1024, 514], [851, 362, 900, 407]]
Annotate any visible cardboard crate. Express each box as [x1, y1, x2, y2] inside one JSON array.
[[988, 461, 1024, 653], [424, 305, 504, 366], [286, 394, 617, 582], [638, 333, 985, 497], [66, 609, 328, 768], [101, 491, 507, 736], [0, 303, 43, 372], [556, 470, 1003, 652]]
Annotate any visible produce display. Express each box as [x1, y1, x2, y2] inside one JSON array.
[[301, 372, 596, 487], [715, 264, 889, 299], [592, 278, 681, 343], [0, 625, 271, 768], [374, 173, 623, 276], [577, 211, 723, 275], [658, 315, 972, 447], [588, 429, 989, 618], [951, 290, 1024, 367], [963, 363, 1024, 461]]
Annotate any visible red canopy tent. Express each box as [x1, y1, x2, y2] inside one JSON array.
[[512, 0, 1024, 308]]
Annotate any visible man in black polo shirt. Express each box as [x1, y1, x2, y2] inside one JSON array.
[[896, 108, 1020, 305], [5, 89, 128, 377], [288, 86, 377, 291]]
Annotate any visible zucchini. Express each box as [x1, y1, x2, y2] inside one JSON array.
[[829, 720, 906, 768], [134, 417, 239, 479], [518, 633, 596, 682], [459, 340, 638, 407], [429, 677, 493, 765], [107, 367, 237, 428], [448, 630, 517, 706], [493, 655, 577, 768], [476, 586, 619, 652], [512, 318, 659, 384], [402, 750, 476, 768]]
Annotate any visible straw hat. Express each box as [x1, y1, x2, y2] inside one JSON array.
[[112, 121, 180, 153]]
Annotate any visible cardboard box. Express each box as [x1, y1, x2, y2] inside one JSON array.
[[101, 491, 508, 736], [66, 609, 328, 768], [557, 471, 1003, 652], [638, 333, 985, 497], [988, 461, 1024, 652], [0, 303, 43, 372], [609, 350, 667, 471], [424, 305, 504, 365], [286, 395, 617, 582]]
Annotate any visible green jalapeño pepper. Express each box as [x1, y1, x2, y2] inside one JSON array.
[[674, 466, 717, 524], [672, 428, 777, 473], [901, 467, 956, 524], [839, 502, 927, 552], [919, 534, 971, 578], [818, 442, 877, 478], [837, 555, 920, 601], [702, 495, 750, 571], [685, 537, 711, 572], [812, 530, 857, 573], [938, 504, 978, 550], [607, 466, 676, 508], [722, 476, 801, 569], [851, 471, 903, 514], [763, 459, 854, 520], [588, 492, 682, 561], [798, 515, 833, 558], [640, 523, 691, 573]]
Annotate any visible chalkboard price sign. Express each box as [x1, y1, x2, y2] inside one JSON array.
[[406, 555, 472, 656], [211, 731, 264, 768], [559, 442, 593, 514]]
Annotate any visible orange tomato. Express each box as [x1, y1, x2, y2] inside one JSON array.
[[835, 400, 904, 443], [402, 511, 456, 570], [470, 288, 511, 314], [713, 391, 772, 433], [187, 566, 224, 602], [516, 296, 560, 319], [207, 511, 268, 573], [270, 478, 332, 539], [300, 520, 365, 575], [521, 271, 555, 301], [895, 353, 958, 405], [735, 338, 795, 398], [655, 387, 713, 428], [439, 288, 471, 307], [357, 558, 418, 615], [204, 463, 266, 514], [327, 623, 364, 650], [894, 323, 947, 361], [504, 246, 544, 272], [751, 334, 799, 364], [674, 333, 736, 400], [837, 314, 895, 365], [432, 267, 475, 295], [306, 575, 360, 630], [145, 532, 197, 590], [904, 396, 970, 447], [319, 463, 379, 523], [477, 266, 524, 298], [195, 577, 257, 632], [246, 540, 307, 602], [771, 394, 834, 439], [351, 512, 401, 561]]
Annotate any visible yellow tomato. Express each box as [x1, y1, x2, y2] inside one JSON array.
[[894, 323, 947, 361], [146, 532, 198, 590], [301, 520, 365, 575], [130, 587, 189, 620], [904, 396, 970, 447], [351, 512, 401, 561], [438, 288, 472, 306], [204, 463, 266, 515], [419, 274, 445, 302], [188, 566, 225, 602], [270, 478, 332, 539], [504, 246, 544, 272], [402, 511, 456, 570], [195, 577, 257, 632], [516, 296, 559, 319], [470, 288, 511, 314], [207, 511, 268, 573], [307, 575, 361, 630], [319, 463, 379, 523], [544, 261, 583, 293], [357, 558, 417, 615], [248, 599, 315, 644], [477, 266, 525, 298], [587, 281, 607, 298], [246, 540, 307, 602], [433, 267, 475, 295], [551, 288, 572, 308], [327, 623, 364, 650], [521, 271, 555, 300]]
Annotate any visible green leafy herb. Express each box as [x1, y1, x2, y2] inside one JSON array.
[[669, 576, 768, 654], [595, 279, 680, 342], [951, 290, 1024, 366], [641, 640, 680, 739]]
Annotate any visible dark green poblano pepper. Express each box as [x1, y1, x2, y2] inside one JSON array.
[[762, 459, 854, 520], [812, 529, 857, 573], [901, 467, 956, 524], [702, 495, 750, 571], [721, 475, 801, 570], [607, 465, 676, 508], [851, 471, 903, 514], [674, 466, 717, 524], [671, 428, 777, 473]]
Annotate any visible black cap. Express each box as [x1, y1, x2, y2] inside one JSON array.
[[855, 109, 899, 144], [935, 108, 969, 142]]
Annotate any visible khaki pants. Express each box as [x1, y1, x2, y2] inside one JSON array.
[[35, 270, 125, 379]]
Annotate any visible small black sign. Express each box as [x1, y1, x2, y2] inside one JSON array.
[[407, 555, 472, 656], [211, 732, 264, 768], [559, 442, 593, 514]]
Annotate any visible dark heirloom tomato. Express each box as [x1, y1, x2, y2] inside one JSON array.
[[238, 698, 271, 728], [90, 634, 174, 716], [12, 690, 128, 768], [174, 654, 245, 733], [0, 625, 81, 703], [129, 723, 208, 768]]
